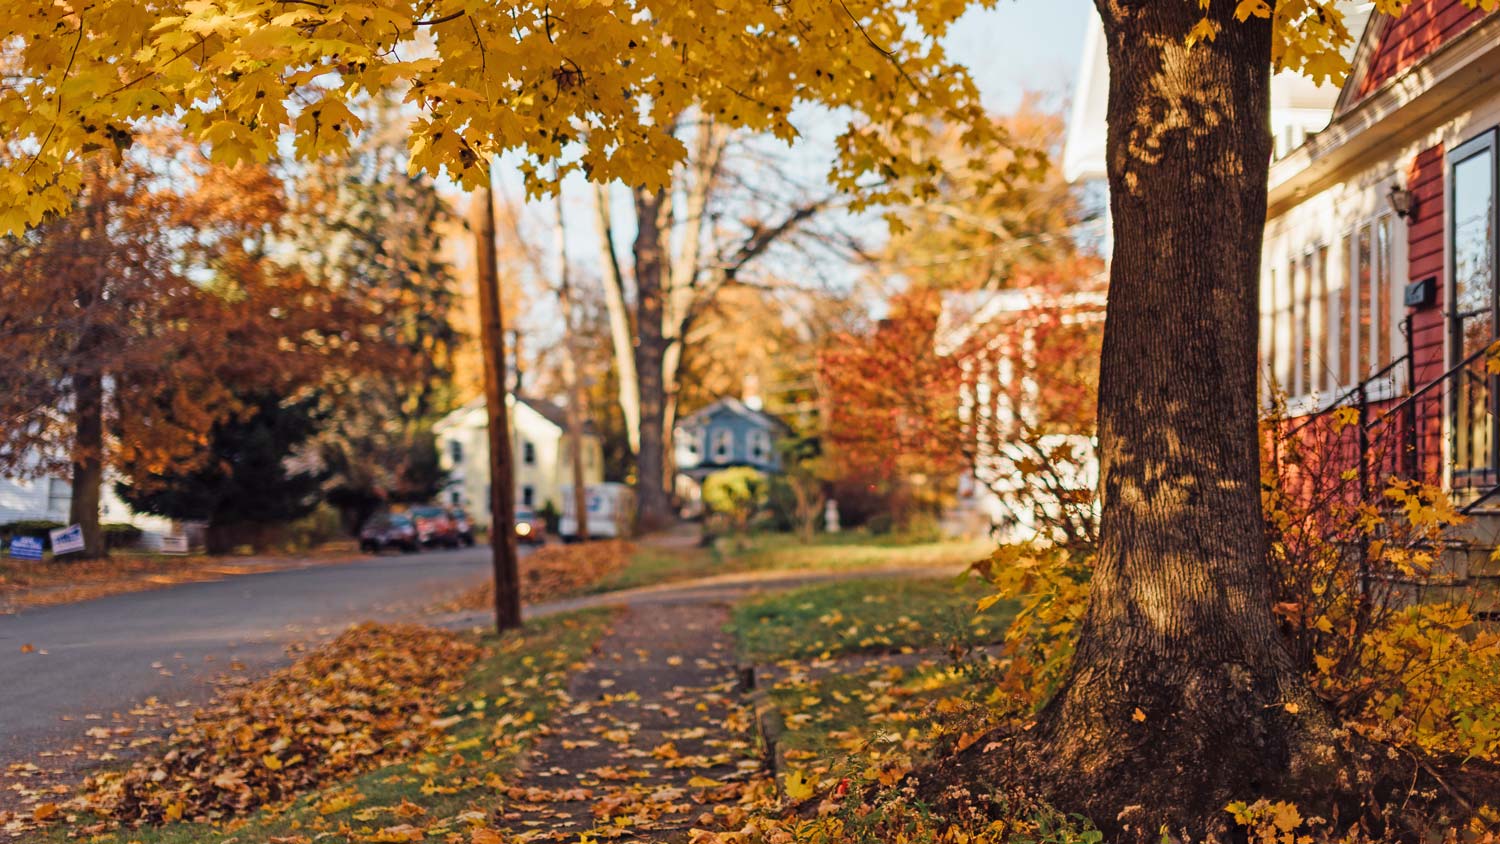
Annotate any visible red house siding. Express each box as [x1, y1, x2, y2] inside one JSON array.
[[1406, 145, 1447, 484], [1278, 145, 1449, 491], [1355, 1, 1491, 101]]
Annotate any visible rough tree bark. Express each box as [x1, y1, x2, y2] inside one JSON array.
[[631, 187, 675, 530], [923, 3, 1386, 840]]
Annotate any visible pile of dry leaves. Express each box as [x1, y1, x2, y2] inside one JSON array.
[[81, 623, 479, 825], [444, 540, 634, 611]]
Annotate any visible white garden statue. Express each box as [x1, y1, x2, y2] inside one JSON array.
[[824, 499, 841, 534]]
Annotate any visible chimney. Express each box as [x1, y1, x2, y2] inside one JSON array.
[[742, 373, 763, 411]]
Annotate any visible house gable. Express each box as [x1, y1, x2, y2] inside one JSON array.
[[1346, 1, 1493, 107]]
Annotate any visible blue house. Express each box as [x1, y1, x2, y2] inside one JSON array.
[[673, 397, 789, 512]]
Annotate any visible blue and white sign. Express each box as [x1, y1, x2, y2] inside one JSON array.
[[49, 524, 86, 556], [8, 536, 43, 561]]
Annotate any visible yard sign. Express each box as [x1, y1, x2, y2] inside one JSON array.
[[8, 536, 43, 560], [49, 524, 86, 556]]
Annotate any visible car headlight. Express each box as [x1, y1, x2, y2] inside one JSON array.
[[516, 523, 532, 536]]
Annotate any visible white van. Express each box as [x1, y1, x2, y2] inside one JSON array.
[[559, 483, 636, 541]]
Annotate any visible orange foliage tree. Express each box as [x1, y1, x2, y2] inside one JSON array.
[[819, 288, 965, 530], [0, 147, 384, 555]]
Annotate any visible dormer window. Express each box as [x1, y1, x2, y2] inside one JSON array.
[[712, 429, 734, 461]]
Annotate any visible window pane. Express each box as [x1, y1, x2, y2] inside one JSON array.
[[1358, 226, 1373, 378], [1376, 217, 1394, 369], [1451, 144, 1496, 477], [1300, 255, 1314, 395], [1288, 260, 1301, 395], [1340, 234, 1354, 386], [1262, 268, 1276, 389], [1454, 150, 1495, 358], [1317, 245, 1332, 390]]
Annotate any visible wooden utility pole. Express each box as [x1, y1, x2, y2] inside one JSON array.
[[555, 189, 590, 542], [472, 176, 523, 632]]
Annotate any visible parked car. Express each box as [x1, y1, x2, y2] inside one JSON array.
[[359, 513, 418, 553], [408, 505, 461, 548], [560, 483, 636, 541], [448, 507, 476, 546], [514, 507, 546, 545]]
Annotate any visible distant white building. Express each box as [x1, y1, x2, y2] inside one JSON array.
[[0, 462, 175, 548], [434, 394, 605, 526], [938, 288, 1105, 543]]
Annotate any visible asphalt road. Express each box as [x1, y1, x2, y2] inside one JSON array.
[[0, 545, 495, 768]]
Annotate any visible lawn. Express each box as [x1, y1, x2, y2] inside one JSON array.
[[592, 530, 994, 596], [728, 574, 1013, 663], [43, 608, 614, 844], [725, 575, 1016, 797]]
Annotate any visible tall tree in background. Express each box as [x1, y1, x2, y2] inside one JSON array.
[[593, 125, 833, 528], [292, 98, 463, 530], [820, 288, 964, 529], [0, 149, 354, 556], [119, 394, 326, 552], [554, 191, 591, 541], [880, 98, 1087, 292]]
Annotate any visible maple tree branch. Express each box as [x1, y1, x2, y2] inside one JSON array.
[[22, 20, 84, 177], [414, 9, 466, 26], [836, 0, 920, 94]]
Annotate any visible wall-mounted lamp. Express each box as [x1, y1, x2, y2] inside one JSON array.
[[1387, 183, 1417, 220]]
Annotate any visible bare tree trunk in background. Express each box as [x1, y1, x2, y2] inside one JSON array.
[[68, 365, 104, 559], [594, 184, 641, 457], [555, 191, 590, 542], [68, 209, 107, 559], [631, 187, 675, 531], [472, 179, 522, 632]]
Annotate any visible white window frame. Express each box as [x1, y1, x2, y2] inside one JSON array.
[[712, 429, 734, 462], [1268, 209, 1406, 413], [748, 429, 770, 463]]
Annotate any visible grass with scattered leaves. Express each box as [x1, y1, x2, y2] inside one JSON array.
[[729, 575, 1013, 663], [36, 609, 614, 844], [589, 531, 993, 597], [728, 576, 1014, 802]]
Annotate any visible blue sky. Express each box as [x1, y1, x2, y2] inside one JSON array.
[[948, 0, 1094, 110]]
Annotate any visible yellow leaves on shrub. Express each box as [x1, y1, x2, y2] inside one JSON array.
[[1227, 799, 1317, 844], [84, 623, 480, 824], [1344, 603, 1500, 761], [970, 544, 1090, 707]]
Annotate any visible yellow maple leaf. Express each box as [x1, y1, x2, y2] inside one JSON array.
[[783, 770, 816, 802]]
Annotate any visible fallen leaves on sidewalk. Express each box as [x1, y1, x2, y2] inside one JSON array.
[[78, 623, 479, 826], [443, 541, 635, 611]]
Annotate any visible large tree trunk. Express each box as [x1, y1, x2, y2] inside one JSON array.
[[925, 4, 1367, 840], [69, 366, 105, 559], [632, 188, 675, 530]]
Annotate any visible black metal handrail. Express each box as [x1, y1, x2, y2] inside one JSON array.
[[1366, 342, 1490, 432], [1284, 311, 1422, 440]]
